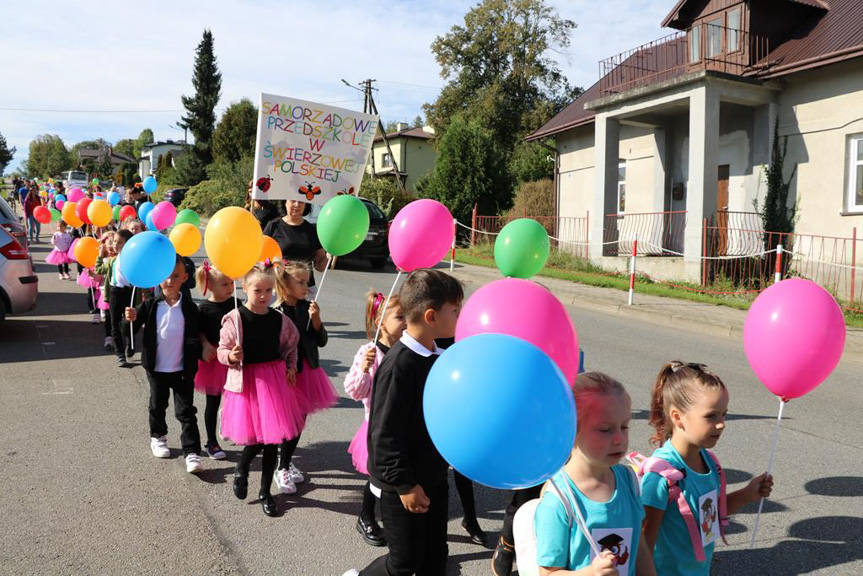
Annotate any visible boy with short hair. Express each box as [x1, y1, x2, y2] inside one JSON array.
[[345, 269, 464, 576]]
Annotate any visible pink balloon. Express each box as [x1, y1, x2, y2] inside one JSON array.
[[67, 238, 79, 260], [55, 199, 65, 210], [455, 278, 580, 385], [151, 201, 177, 231], [67, 188, 85, 202], [744, 278, 845, 400], [388, 199, 455, 271]]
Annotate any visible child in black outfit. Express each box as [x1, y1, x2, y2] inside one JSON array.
[[344, 269, 464, 576], [124, 256, 204, 474]]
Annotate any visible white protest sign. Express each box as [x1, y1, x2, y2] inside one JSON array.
[[252, 93, 378, 206]]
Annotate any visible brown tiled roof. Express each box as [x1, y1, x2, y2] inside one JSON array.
[[525, 83, 600, 141], [662, 0, 828, 29], [374, 126, 432, 142]]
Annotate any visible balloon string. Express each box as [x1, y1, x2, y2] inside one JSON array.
[[234, 279, 242, 370], [307, 256, 332, 330], [373, 270, 402, 346], [129, 286, 136, 352], [749, 397, 785, 548]]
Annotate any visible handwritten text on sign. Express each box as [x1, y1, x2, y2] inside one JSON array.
[[252, 93, 378, 205]]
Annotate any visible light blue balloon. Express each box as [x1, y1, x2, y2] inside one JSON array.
[[54, 194, 66, 203], [143, 176, 157, 194], [145, 210, 156, 231], [138, 201, 155, 225], [424, 333, 576, 490], [118, 231, 177, 288], [107, 191, 121, 206]]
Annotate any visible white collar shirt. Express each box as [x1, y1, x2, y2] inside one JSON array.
[[154, 295, 185, 373], [400, 331, 444, 357]]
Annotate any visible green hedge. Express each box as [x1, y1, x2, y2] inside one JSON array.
[[180, 179, 244, 217]]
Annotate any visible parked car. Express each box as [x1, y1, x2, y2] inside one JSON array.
[[164, 188, 188, 207], [0, 226, 38, 325], [339, 197, 390, 269], [62, 170, 89, 190], [0, 196, 28, 253]]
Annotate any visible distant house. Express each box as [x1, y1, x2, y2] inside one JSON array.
[[367, 124, 436, 193], [77, 147, 136, 172], [139, 140, 187, 180], [530, 0, 863, 285]]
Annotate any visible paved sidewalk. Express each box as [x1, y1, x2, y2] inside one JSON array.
[[448, 262, 863, 364]]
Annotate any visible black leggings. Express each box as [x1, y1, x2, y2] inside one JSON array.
[[57, 263, 69, 274], [360, 482, 378, 524], [237, 443, 278, 496], [453, 470, 478, 524], [109, 286, 132, 359], [203, 394, 222, 445], [279, 434, 302, 470]]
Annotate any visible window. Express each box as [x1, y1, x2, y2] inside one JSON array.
[[727, 8, 741, 53], [849, 136, 863, 212], [618, 161, 626, 213], [381, 153, 393, 168], [707, 17, 723, 58], [690, 25, 701, 63]]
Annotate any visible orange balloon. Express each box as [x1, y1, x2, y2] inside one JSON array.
[[169, 223, 202, 257], [87, 199, 112, 228], [259, 235, 282, 263], [74, 237, 99, 269], [62, 202, 84, 228], [204, 207, 263, 278]]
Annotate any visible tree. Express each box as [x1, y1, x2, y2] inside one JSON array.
[[26, 135, 71, 178], [114, 138, 136, 159], [97, 149, 114, 180], [134, 128, 154, 158], [0, 132, 16, 176], [422, 115, 512, 225], [510, 139, 555, 183], [423, 0, 578, 153], [180, 29, 222, 184], [212, 98, 257, 164]]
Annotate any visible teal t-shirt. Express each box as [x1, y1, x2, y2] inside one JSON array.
[[535, 465, 644, 575], [641, 443, 721, 576]]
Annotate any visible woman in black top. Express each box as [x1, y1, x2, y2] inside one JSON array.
[[262, 200, 328, 288]]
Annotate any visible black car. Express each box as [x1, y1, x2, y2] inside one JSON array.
[[164, 188, 188, 207], [338, 198, 390, 269]]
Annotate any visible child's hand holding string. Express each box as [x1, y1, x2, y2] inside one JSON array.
[[309, 301, 322, 330], [124, 307, 137, 322], [746, 473, 774, 503], [361, 348, 376, 373], [228, 344, 243, 365], [591, 550, 619, 576]]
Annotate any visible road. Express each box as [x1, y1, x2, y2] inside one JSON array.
[[1, 242, 861, 575]]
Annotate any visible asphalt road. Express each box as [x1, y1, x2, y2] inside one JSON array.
[[1, 242, 861, 575]]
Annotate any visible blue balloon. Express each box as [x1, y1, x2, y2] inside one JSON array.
[[107, 191, 121, 206], [138, 201, 155, 225], [145, 210, 156, 231], [143, 176, 157, 194], [118, 231, 177, 288], [54, 194, 66, 203], [424, 333, 576, 489]]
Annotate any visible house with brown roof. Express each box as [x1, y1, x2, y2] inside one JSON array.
[[530, 0, 863, 284], [367, 124, 436, 193]]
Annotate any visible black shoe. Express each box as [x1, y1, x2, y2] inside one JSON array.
[[232, 473, 248, 500], [462, 518, 489, 547], [491, 536, 515, 576], [356, 517, 387, 547], [260, 493, 278, 517], [125, 348, 134, 358]]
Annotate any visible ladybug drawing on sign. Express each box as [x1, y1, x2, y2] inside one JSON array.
[[256, 176, 272, 193], [336, 186, 355, 196], [597, 533, 629, 567], [299, 181, 321, 201]]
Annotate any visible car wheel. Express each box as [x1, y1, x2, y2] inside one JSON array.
[[370, 257, 387, 270]]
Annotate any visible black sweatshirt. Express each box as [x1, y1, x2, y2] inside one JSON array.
[[367, 339, 447, 494], [278, 300, 328, 373], [125, 295, 202, 380]]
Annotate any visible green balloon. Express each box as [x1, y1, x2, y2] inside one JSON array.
[[92, 178, 100, 185], [175, 208, 200, 227], [316, 195, 370, 256], [50, 208, 62, 223], [112, 205, 122, 221], [494, 218, 550, 279]]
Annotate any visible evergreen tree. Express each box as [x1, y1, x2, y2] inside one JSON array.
[[0, 132, 16, 176], [212, 98, 257, 164], [180, 29, 222, 185]]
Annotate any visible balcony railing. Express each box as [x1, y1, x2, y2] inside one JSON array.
[[599, 22, 770, 97]]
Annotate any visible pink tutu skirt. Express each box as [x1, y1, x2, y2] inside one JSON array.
[[220, 359, 307, 445], [296, 360, 338, 414], [348, 419, 369, 475], [77, 272, 101, 288], [45, 249, 73, 265], [195, 358, 228, 396], [96, 287, 109, 310]]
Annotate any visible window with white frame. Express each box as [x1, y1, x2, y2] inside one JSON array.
[[690, 25, 701, 63], [849, 136, 863, 212], [727, 8, 741, 53], [707, 17, 723, 57], [618, 161, 626, 213], [381, 153, 393, 168]]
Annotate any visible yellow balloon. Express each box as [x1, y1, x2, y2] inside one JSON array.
[[74, 237, 99, 269], [204, 207, 263, 279], [87, 199, 112, 228], [259, 235, 282, 263], [170, 223, 202, 257], [62, 202, 84, 228]]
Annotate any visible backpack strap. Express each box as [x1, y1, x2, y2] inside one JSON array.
[[706, 450, 729, 546], [549, 472, 602, 559]]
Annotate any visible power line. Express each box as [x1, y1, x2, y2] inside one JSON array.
[[0, 98, 363, 114]]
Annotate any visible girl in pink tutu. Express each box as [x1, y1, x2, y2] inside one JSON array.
[[273, 259, 339, 495], [194, 262, 239, 460], [46, 220, 73, 279], [218, 262, 303, 517], [343, 289, 406, 547]]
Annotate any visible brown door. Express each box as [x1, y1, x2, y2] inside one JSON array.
[[717, 165, 730, 255]]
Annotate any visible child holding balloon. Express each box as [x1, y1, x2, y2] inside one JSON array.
[[96, 229, 135, 366], [273, 259, 338, 494], [640, 362, 774, 575], [46, 220, 74, 279]]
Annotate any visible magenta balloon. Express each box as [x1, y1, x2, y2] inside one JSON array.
[[744, 278, 845, 400], [455, 278, 580, 385], [388, 199, 455, 271], [151, 201, 177, 231], [55, 199, 65, 210], [67, 188, 85, 202]]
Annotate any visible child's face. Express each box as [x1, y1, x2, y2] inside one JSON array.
[[244, 277, 275, 309], [113, 234, 126, 253], [427, 300, 461, 339], [575, 393, 631, 466], [59, 223, 67, 232], [160, 261, 188, 299], [210, 273, 235, 301], [381, 304, 406, 340], [672, 387, 728, 449], [128, 221, 142, 235], [284, 270, 310, 300]]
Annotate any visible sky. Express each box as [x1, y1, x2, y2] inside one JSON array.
[[0, 0, 670, 173]]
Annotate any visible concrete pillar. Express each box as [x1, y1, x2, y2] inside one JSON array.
[[590, 113, 620, 260], [684, 85, 720, 269], [652, 127, 668, 211]]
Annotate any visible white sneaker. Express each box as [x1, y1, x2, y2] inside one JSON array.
[[342, 571, 360, 576], [100, 310, 106, 321], [274, 467, 297, 494], [150, 436, 170, 458], [288, 462, 305, 484], [185, 453, 203, 474], [103, 337, 113, 351], [58, 273, 64, 280], [90, 313, 100, 324]]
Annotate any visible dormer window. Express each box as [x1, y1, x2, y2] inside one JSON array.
[[690, 26, 701, 63], [727, 8, 741, 53], [707, 17, 723, 58]]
